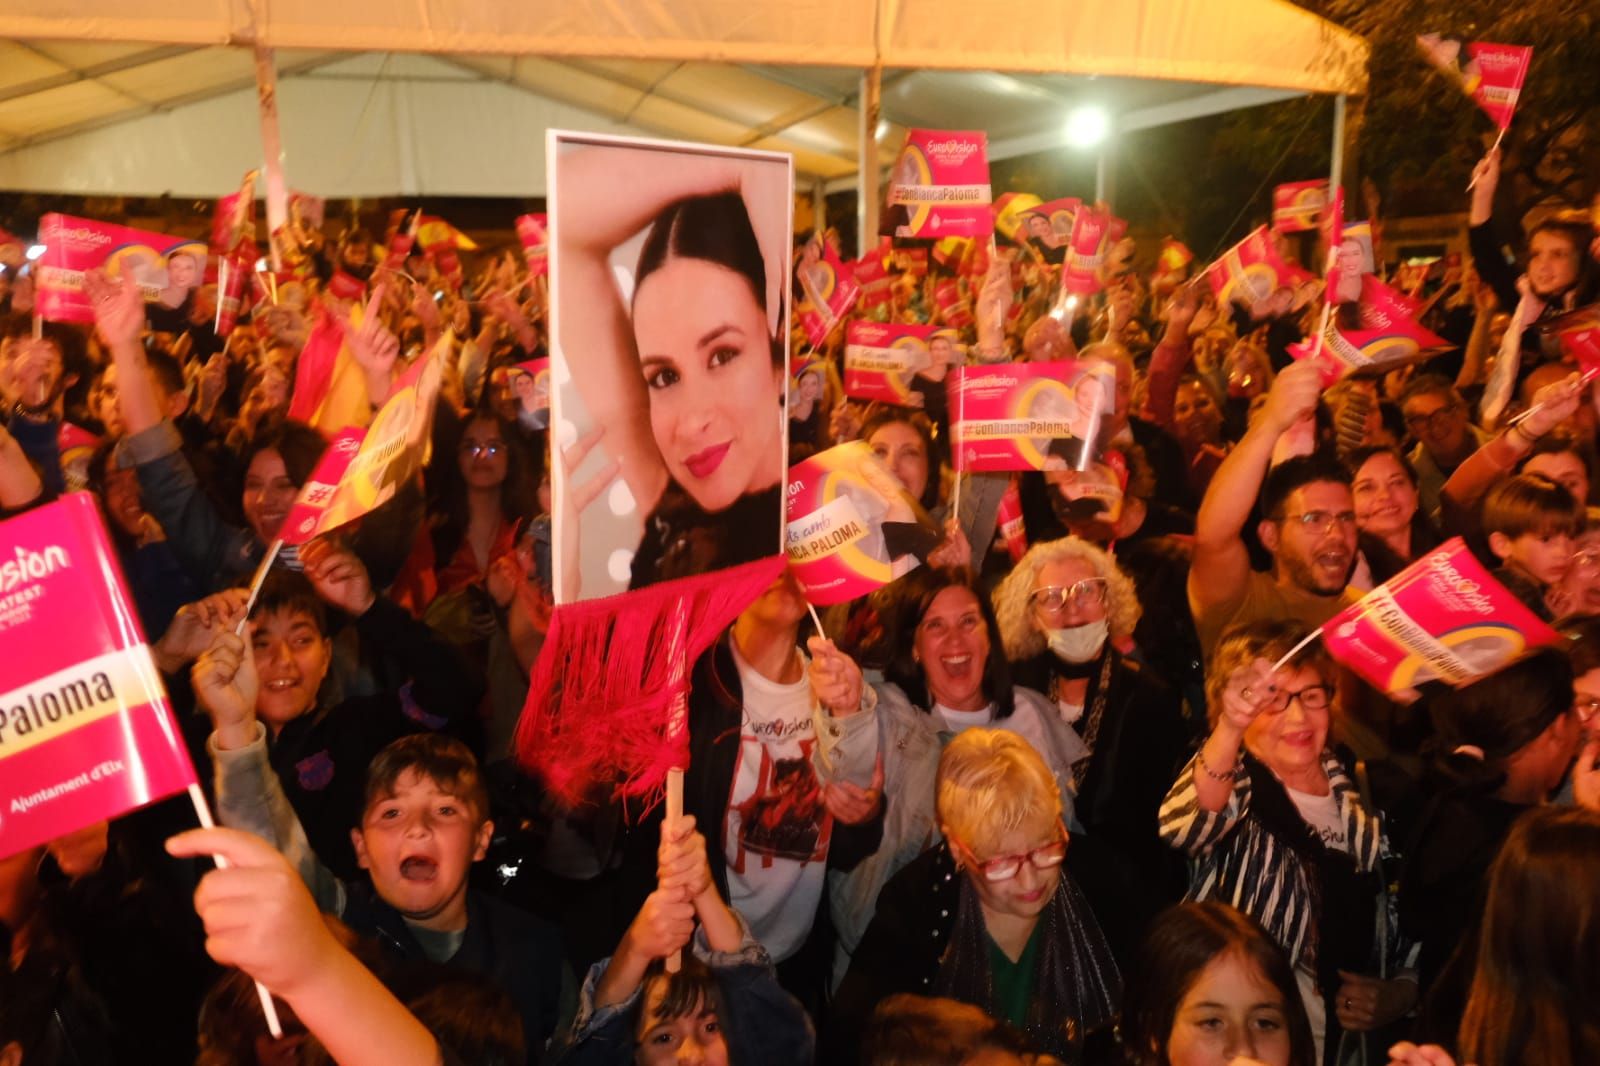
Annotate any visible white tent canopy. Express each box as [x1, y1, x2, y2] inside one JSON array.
[[0, 0, 1366, 199]]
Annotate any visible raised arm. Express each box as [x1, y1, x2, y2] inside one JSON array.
[[1143, 283, 1201, 430], [552, 146, 755, 513], [1439, 372, 1582, 530], [1467, 147, 1519, 313], [87, 268, 163, 436], [165, 827, 444, 1066], [1188, 359, 1323, 615]]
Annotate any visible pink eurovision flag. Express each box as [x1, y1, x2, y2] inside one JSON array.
[[1418, 35, 1533, 131], [844, 321, 937, 405], [881, 129, 994, 239], [1022, 197, 1081, 251], [1272, 179, 1330, 234], [797, 235, 861, 348], [949, 361, 1116, 473], [278, 331, 450, 545], [785, 442, 939, 607], [1205, 226, 1293, 310], [1322, 538, 1560, 694], [210, 171, 259, 258], [1061, 207, 1112, 296], [1541, 305, 1600, 374], [1291, 276, 1450, 378], [35, 214, 207, 325], [0, 494, 199, 860], [515, 214, 549, 278]]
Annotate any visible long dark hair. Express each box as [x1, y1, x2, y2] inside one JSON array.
[[1344, 443, 1440, 578], [883, 567, 1016, 719], [431, 407, 538, 565], [634, 190, 782, 366], [1458, 806, 1600, 1066], [1118, 902, 1316, 1066], [860, 407, 942, 512]]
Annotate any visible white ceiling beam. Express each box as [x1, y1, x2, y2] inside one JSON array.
[[0, 43, 199, 105]]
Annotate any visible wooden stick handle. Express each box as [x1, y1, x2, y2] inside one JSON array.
[[663, 767, 685, 974]]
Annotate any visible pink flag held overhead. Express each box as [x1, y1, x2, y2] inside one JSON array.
[[797, 235, 861, 348], [1272, 179, 1330, 234], [1417, 34, 1533, 131], [881, 129, 994, 239], [0, 494, 199, 861], [949, 361, 1115, 473], [844, 321, 937, 406], [1205, 226, 1293, 311], [785, 442, 938, 607], [1321, 538, 1560, 695], [1061, 206, 1112, 296], [35, 214, 207, 325], [279, 331, 450, 546]]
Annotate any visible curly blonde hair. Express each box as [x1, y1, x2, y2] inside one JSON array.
[[992, 535, 1141, 661]]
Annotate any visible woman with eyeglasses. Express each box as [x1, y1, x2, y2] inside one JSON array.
[[992, 536, 1195, 963], [828, 729, 1121, 1064], [1160, 620, 1411, 1065], [815, 568, 1087, 999]]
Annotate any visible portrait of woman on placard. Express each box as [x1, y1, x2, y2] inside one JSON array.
[[553, 137, 791, 601]]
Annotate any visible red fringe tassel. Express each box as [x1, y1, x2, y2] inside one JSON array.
[[514, 555, 786, 816]]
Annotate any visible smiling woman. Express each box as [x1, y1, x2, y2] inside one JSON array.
[[550, 137, 791, 602]]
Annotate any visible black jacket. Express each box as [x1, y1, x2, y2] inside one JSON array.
[[266, 597, 482, 879], [609, 631, 885, 980], [1013, 648, 1195, 964], [342, 881, 571, 1062]]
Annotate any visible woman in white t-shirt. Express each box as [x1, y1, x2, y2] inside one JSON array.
[[1158, 620, 1414, 1064], [814, 567, 1084, 988]]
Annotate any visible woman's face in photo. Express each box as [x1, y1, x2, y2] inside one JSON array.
[[633, 256, 782, 513]]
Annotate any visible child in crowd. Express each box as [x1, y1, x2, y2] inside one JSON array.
[[192, 615, 572, 1063], [191, 535, 482, 878], [560, 815, 814, 1066], [1481, 472, 1584, 620]]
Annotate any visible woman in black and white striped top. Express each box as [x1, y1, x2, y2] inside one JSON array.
[[1158, 620, 1414, 1065]]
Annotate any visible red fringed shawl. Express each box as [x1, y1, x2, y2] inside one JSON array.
[[514, 555, 787, 813]]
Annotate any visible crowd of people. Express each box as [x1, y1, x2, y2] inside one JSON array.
[[4, 137, 1600, 1066]]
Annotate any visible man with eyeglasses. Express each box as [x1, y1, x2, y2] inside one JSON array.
[[1398, 375, 1487, 521], [1189, 360, 1361, 659]]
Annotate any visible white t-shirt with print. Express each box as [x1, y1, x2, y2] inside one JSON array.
[[1286, 785, 1349, 854], [723, 643, 829, 962]]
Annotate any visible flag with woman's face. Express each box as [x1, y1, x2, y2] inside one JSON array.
[[520, 132, 793, 810]]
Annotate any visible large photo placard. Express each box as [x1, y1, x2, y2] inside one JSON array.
[[548, 132, 792, 604]]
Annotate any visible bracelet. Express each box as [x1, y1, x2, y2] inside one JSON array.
[[1509, 421, 1543, 447], [1196, 748, 1239, 782]]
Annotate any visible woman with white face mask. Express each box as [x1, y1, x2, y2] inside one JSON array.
[[993, 536, 1197, 964]]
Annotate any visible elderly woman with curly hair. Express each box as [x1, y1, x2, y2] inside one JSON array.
[[993, 536, 1194, 963]]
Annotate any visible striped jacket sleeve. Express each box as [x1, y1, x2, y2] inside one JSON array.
[[1157, 752, 1254, 855]]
